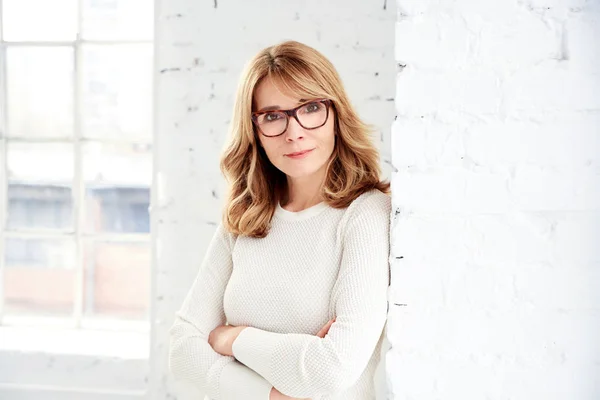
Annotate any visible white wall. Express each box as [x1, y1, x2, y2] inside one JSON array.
[[390, 0, 600, 399], [153, 0, 600, 399], [152, 1, 396, 399]]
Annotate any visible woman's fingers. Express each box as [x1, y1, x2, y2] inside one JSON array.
[[316, 317, 336, 338]]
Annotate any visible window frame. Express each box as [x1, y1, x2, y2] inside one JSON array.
[[0, 1, 153, 396], [0, 0, 153, 328]]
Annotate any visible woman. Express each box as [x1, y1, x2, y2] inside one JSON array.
[[169, 40, 392, 400]]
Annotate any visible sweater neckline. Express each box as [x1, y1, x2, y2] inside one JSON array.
[[275, 200, 330, 221]]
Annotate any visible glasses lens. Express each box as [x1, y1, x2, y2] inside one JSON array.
[[297, 101, 328, 129], [257, 111, 287, 136]]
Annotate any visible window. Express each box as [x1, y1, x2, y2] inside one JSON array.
[[0, 0, 153, 329]]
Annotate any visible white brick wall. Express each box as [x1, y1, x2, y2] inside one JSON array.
[[153, 1, 395, 399], [390, 1, 600, 399], [154, 0, 599, 398]]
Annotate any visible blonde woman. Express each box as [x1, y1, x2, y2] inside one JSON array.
[[168, 40, 392, 400]]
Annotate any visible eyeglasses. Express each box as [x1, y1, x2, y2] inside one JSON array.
[[251, 99, 333, 137]]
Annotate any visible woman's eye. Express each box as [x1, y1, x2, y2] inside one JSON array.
[[265, 113, 282, 122], [304, 102, 321, 113]]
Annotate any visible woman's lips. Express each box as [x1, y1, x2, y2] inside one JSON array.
[[285, 148, 314, 159]]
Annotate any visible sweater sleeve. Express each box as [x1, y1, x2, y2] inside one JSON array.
[[168, 223, 273, 400], [231, 192, 391, 399]]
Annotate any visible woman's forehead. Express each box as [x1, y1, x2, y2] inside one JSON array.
[[254, 75, 304, 109]]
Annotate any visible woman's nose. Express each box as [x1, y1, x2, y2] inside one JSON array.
[[285, 117, 305, 141]]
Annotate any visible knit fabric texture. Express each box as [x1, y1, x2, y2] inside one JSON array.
[[169, 188, 392, 400]]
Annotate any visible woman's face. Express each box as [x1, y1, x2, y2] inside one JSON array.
[[253, 76, 336, 180]]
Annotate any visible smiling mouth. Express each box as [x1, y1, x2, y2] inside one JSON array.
[[286, 149, 314, 157]]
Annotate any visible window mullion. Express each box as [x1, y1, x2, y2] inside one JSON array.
[[0, 0, 7, 323], [0, 40, 151, 46], [72, 0, 85, 328]]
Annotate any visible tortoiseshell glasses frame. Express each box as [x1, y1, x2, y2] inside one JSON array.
[[251, 99, 333, 137]]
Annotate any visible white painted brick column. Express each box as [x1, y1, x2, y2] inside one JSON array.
[[152, 1, 395, 399], [389, 0, 600, 399]]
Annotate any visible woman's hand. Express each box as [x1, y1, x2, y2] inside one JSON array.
[[208, 324, 247, 357], [269, 317, 336, 400], [269, 387, 310, 400], [316, 317, 336, 338]]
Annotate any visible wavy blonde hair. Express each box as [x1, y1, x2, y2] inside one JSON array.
[[219, 40, 390, 238]]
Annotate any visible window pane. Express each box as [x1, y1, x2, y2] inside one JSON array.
[[2, 0, 77, 41], [4, 238, 76, 316], [7, 143, 74, 230], [84, 240, 150, 319], [81, 44, 153, 140], [6, 47, 74, 139], [81, 0, 154, 41], [83, 142, 150, 233]]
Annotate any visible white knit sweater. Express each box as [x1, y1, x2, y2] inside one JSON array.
[[169, 188, 391, 400]]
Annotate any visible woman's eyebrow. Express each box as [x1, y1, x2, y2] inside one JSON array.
[[257, 105, 281, 112], [257, 99, 308, 113]]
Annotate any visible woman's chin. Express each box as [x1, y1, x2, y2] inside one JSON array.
[[282, 168, 320, 179]]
